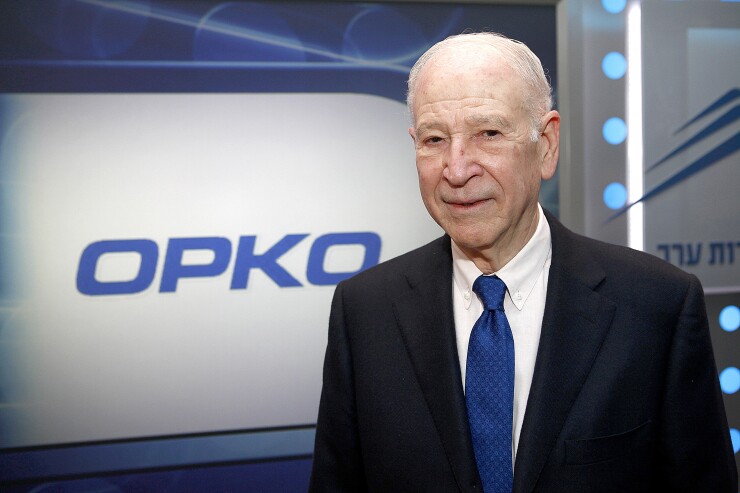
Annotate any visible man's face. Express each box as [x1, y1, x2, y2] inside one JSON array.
[[409, 46, 558, 269]]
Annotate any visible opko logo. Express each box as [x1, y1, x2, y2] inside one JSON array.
[[76, 232, 381, 296]]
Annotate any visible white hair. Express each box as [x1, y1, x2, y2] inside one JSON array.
[[407, 32, 553, 141]]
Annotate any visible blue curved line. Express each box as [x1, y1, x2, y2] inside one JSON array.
[[0, 59, 410, 73], [648, 104, 740, 171], [418, 8, 466, 61], [608, 131, 740, 221], [674, 87, 740, 134], [76, 0, 410, 71], [77, 0, 205, 30], [341, 6, 466, 66], [380, 7, 466, 68]]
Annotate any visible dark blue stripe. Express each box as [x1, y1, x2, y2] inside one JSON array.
[[608, 132, 740, 221], [0, 427, 316, 483], [648, 105, 740, 171], [674, 87, 740, 134]]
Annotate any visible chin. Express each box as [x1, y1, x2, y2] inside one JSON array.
[[448, 228, 496, 252]]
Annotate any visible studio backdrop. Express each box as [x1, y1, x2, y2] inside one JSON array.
[[0, 1, 557, 490]]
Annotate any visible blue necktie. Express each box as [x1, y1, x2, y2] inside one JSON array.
[[466, 275, 514, 493]]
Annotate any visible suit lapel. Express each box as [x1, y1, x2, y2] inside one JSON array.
[[391, 216, 619, 492], [393, 236, 480, 492], [514, 213, 617, 492]]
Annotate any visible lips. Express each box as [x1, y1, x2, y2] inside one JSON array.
[[444, 197, 491, 209]]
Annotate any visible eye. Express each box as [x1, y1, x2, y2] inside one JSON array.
[[482, 130, 499, 138], [424, 136, 444, 145]]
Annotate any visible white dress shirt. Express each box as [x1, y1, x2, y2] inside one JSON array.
[[452, 204, 552, 462]]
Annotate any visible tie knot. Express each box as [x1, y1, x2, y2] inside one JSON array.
[[473, 275, 507, 311]]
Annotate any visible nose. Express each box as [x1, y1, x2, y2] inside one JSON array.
[[442, 138, 480, 186]]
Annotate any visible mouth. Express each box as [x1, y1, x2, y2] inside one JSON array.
[[444, 198, 490, 211]]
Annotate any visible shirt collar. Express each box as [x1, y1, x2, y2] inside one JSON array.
[[452, 204, 552, 311]]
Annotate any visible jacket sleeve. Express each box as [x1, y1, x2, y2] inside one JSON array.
[[308, 282, 368, 492], [657, 274, 737, 491]]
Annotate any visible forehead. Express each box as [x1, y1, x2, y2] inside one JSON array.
[[413, 44, 524, 120]]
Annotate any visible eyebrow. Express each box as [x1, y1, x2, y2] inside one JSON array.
[[414, 122, 443, 136], [414, 113, 513, 135], [464, 114, 511, 130]]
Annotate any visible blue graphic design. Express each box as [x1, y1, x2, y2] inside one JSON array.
[[608, 88, 740, 220], [674, 88, 739, 134], [648, 103, 740, 171], [1, 460, 313, 493], [0, 0, 558, 102], [0, 426, 315, 484], [0, 0, 471, 103]]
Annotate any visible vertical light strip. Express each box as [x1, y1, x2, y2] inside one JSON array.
[[626, 1, 644, 251]]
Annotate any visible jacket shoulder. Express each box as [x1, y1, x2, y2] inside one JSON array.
[[340, 234, 450, 287], [547, 210, 693, 283], [573, 232, 694, 283], [546, 211, 700, 310]]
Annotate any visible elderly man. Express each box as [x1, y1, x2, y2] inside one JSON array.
[[309, 33, 736, 492]]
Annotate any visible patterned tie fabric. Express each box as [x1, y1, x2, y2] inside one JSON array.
[[466, 275, 515, 493]]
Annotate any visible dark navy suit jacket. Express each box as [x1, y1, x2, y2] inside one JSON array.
[[309, 210, 736, 492]]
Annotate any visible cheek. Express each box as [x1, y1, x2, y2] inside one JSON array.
[[416, 161, 441, 193], [503, 151, 541, 192], [503, 170, 535, 199]]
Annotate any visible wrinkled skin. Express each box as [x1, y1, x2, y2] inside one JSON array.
[[409, 43, 560, 273]]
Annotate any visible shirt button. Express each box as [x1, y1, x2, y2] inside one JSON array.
[[515, 291, 522, 301], [464, 290, 471, 300]]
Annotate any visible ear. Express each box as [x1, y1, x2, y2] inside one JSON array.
[[408, 126, 417, 144], [538, 110, 560, 181]]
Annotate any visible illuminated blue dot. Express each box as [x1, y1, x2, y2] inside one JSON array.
[[731, 429, 740, 454], [603, 182, 627, 210], [603, 117, 627, 145], [720, 367, 740, 394], [720, 306, 740, 332], [602, 0, 626, 14], [602, 52, 627, 79]]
